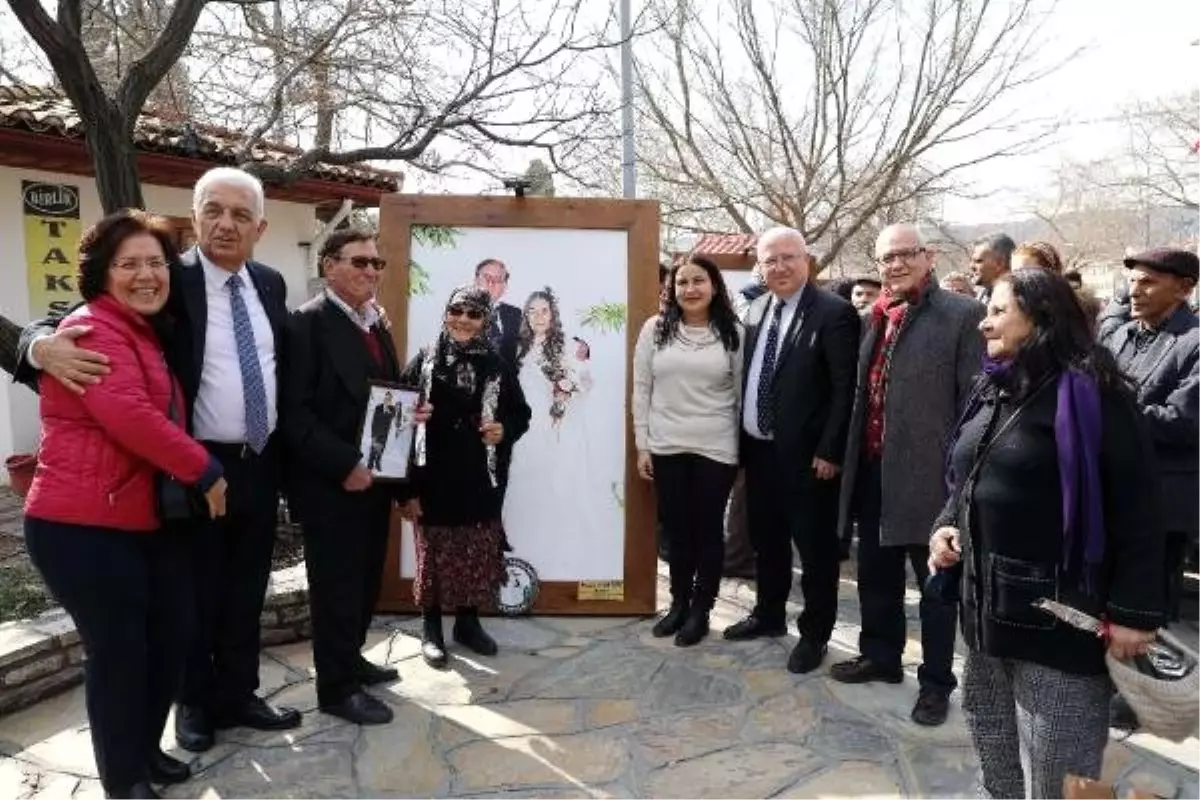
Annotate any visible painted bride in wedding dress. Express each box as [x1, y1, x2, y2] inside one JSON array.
[[502, 288, 623, 580]]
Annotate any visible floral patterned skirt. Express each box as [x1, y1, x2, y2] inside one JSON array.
[[413, 519, 505, 609]]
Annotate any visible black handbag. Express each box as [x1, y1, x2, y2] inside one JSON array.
[[156, 375, 208, 523]]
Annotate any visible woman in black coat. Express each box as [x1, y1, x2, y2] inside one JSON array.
[[402, 285, 531, 669], [929, 268, 1165, 799]]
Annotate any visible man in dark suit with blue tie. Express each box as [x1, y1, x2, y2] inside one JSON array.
[[15, 168, 302, 760], [722, 227, 861, 675]]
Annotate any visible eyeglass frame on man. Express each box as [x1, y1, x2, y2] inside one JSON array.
[[758, 253, 803, 270], [876, 247, 927, 266], [330, 254, 387, 271]]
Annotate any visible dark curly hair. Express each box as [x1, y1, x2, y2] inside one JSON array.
[[996, 268, 1131, 399], [77, 209, 178, 302], [655, 255, 741, 352], [517, 288, 566, 383]]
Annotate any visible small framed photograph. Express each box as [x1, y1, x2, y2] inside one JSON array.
[[357, 381, 420, 482]]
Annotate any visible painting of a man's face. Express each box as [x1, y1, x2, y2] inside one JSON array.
[[476, 260, 509, 302]]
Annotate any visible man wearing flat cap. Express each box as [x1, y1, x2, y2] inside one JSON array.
[[1100, 247, 1199, 622]]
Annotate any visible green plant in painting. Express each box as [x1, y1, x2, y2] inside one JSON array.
[[580, 302, 626, 334], [409, 225, 461, 297]]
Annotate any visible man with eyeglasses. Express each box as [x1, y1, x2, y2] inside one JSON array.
[[282, 227, 427, 725], [723, 227, 860, 676], [475, 258, 523, 366], [829, 223, 984, 727], [14, 167, 301, 760]]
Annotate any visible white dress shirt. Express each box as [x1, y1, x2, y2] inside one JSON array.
[[192, 250, 278, 443], [741, 285, 805, 440], [325, 288, 380, 332]]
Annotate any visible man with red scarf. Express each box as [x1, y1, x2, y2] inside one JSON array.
[[830, 223, 984, 726]]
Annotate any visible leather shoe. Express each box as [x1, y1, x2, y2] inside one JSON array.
[[174, 704, 214, 753], [215, 697, 301, 731], [786, 639, 828, 674], [453, 611, 498, 656], [357, 659, 400, 686], [422, 639, 448, 669], [651, 601, 689, 638], [829, 655, 904, 684], [674, 610, 709, 647], [106, 781, 160, 799], [321, 691, 394, 725], [722, 615, 787, 641], [911, 688, 950, 726], [147, 750, 190, 784]]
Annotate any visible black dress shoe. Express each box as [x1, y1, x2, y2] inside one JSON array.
[[911, 688, 950, 726], [357, 659, 400, 686], [422, 638, 448, 669], [215, 697, 302, 731], [106, 782, 160, 799], [174, 704, 214, 753], [722, 615, 787, 641], [829, 655, 904, 684], [321, 690, 394, 725], [674, 610, 709, 647], [148, 750, 191, 784], [787, 639, 828, 674], [652, 601, 690, 638]]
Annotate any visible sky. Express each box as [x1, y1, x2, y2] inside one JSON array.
[[933, 0, 1198, 223]]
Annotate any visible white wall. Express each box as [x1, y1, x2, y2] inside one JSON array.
[[0, 166, 318, 481]]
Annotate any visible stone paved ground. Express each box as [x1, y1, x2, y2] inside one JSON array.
[[0, 563, 1197, 799]]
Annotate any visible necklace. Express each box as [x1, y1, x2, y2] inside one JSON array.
[[675, 324, 717, 351]]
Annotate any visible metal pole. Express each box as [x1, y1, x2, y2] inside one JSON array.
[[620, 0, 636, 198]]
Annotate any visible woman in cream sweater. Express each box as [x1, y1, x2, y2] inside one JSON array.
[[633, 255, 743, 646]]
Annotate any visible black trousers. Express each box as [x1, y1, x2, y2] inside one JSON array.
[[652, 453, 737, 611], [24, 517, 191, 793], [742, 437, 841, 643], [179, 440, 280, 713], [853, 458, 957, 693], [303, 487, 393, 705]]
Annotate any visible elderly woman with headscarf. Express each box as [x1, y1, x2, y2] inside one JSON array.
[[402, 286, 531, 669]]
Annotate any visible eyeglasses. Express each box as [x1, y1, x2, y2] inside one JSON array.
[[877, 247, 926, 265], [112, 258, 168, 272], [447, 306, 485, 320], [333, 255, 387, 271], [758, 253, 801, 270]]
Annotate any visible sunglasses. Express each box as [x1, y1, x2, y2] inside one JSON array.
[[333, 255, 387, 271], [447, 306, 485, 320]]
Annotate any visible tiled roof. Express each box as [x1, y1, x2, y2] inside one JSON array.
[[690, 233, 758, 255], [0, 85, 400, 191]]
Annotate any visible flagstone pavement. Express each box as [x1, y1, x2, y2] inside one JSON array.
[[1, 563, 1196, 799]]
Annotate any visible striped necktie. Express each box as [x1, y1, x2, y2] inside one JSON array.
[[226, 273, 270, 453]]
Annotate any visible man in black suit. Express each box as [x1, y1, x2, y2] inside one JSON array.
[[475, 258, 523, 367], [16, 167, 302, 755], [367, 392, 398, 472], [283, 228, 423, 725], [723, 227, 861, 675]]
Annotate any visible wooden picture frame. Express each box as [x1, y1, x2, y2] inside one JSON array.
[[374, 194, 660, 616]]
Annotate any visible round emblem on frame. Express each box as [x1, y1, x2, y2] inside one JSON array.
[[497, 557, 539, 616]]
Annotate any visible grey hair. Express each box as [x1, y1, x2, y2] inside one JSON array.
[[193, 167, 265, 219], [975, 232, 1016, 262], [756, 226, 808, 254]]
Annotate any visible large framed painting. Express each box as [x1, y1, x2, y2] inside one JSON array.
[[374, 195, 660, 615]]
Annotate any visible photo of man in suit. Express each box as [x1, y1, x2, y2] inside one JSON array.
[[366, 391, 398, 472], [475, 258, 523, 367], [723, 227, 861, 677]]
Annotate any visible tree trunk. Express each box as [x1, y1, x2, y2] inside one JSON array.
[[87, 105, 145, 213], [0, 315, 21, 377]]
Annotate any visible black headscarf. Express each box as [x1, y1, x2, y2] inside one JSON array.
[[432, 285, 495, 397]]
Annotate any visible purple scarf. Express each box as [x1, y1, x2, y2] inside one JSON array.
[[946, 357, 1105, 591]]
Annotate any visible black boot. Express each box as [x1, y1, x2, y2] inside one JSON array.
[[652, 598, 689, 638], [453, 607, 498, 656], [421, 608, 448, 669], [674, 607, 709, 647]]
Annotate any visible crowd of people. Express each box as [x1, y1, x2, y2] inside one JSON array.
[[4, 163, 1196, 799], [642, 226, 1196, 798]]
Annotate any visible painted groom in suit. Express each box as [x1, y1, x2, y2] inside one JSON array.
[[475, 258, 523, 367], [722, 227, 861, 677]]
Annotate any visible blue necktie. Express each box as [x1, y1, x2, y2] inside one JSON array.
[[226, 273, 270, 453], [756, 300, 785, 436]]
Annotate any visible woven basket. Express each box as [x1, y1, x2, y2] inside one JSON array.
[[1106, 628, 1199, 742]]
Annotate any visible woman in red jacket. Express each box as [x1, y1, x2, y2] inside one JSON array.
[[23, 210, 227, 800]]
